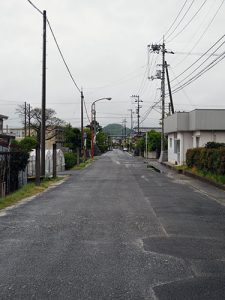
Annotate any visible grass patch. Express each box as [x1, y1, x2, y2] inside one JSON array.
[[188, 167, 225, 185], [0, 177, 63, 210], [175, 165, 188, 171], [72, 159, 92, 170]]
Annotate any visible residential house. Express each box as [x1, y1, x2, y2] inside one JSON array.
[[164, 109, 225, 165]]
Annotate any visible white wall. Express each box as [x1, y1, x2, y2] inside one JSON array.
[[193, 131, 225, 147], [168, 132, 193, 165]]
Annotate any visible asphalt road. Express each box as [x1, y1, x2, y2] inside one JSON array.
[[1, 149, 225, 299]]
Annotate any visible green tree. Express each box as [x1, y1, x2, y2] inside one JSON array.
[[9, 137, 37, 191], [96, 131, 108, 153], [64, 124, 81, 151], [147, 130, 161, 157]]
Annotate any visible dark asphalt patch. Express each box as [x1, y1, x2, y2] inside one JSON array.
[[147, 165, 161, 173], [153, 277, 225, 300], [143, 237, 225, 260]]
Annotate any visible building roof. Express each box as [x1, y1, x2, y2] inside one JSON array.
[[165, 109, 225, 133], [0, 114, 8, 120]]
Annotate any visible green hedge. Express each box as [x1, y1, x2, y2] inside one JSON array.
[[64, 152, 77, 170], [186, 147, 225, 175]]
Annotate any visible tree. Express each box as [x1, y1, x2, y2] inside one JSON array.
[[16, 105, 64, 143], [9, 137, 37, 192], [63, 124, 81, 151], [147, 130, 161, 157], [96, 131, 108, 153]]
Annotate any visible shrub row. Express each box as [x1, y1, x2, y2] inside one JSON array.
[[186, 147, 225, 175], [64, 152, 77, 170]]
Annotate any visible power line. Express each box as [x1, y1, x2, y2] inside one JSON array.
[[163, 0, 189, 38], [167, 0, 208, 43], [83, 98, 91, 123], [171, 51, 225, 94], [165, 0, 196, 40], [171, 34, 225, 84], [46, 19, 81, 94], [27, 1, 82, 94], [26, 0, 43, 15], [174, 0, 225, 67], [172, 41, 225, 89]]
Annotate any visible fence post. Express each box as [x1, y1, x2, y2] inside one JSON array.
[[53, 144, 57, 178], [35, 144, 41, 186]]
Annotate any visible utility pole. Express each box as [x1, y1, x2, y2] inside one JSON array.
[[165, 61, 174, 114], [41, 10, 47, 176], [81, 89, 84, 158], [148, 39, 174, 161], [28, 104, 31, 137], [24, 101, 27, 137], [123, 118, 127, 143], [131, 95, 143, 135], [128, 109, 133, 134], [161, 41, 166, 161]]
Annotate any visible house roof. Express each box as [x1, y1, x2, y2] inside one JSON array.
[[0, 114, 8, 120], [165, 109, 225, 133]]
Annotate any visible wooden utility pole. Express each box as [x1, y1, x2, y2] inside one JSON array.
[[81, 89, 84, 157], [28, 104, 31, 136], [41, 10, 47, 176], [24, 101, 27, 137]]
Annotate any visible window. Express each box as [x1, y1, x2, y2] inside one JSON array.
[[174, 140, 177, 153], [196, 136, 200, 148], [0, 120, 3, 133], [169, 138, 172, 148]]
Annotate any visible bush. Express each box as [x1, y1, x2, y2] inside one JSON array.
[[64, 152, 77, 169], [186, 147, 225, 175], [205, 142, 225, 149]]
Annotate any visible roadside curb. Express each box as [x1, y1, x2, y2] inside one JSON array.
[[160, 162, 225, 192]]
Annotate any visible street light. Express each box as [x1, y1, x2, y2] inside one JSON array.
[[91, 97, 112, 158]]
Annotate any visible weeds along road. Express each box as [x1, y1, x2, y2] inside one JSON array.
[[1, 149, 225, 299]]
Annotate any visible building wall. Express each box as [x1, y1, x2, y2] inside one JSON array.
[[168, 133, 177, 164], [192, 131, 225, 148], [168, 130, 225, 165], [189, 110, 225, 131]]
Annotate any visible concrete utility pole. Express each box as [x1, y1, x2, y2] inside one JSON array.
[[148, 39, 174, 162], [41, 10, 47, 176], [128, 109, 133, 134], [123, 118, 127, 142], [165, 61, 174, 114], [131, 95, 143, 135]]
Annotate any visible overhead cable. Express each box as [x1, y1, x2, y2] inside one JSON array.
[[171, 34, 225, 83], [172, 51, 225, 94], [171, 40, 225, 89], [163, 0, 189, 38], [167, 0, 208, 43], [47, 19, 81, 94], [165, 0, 196, 40], [174, 0, 225, 66], [27, 0, 43, 15]]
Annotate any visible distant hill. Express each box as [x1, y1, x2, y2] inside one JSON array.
[[103, 123, 131, 136]]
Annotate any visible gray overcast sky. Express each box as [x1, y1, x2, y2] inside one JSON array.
[[1, 0, 225, 129]]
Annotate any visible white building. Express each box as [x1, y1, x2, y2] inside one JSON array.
[[164, 109, 225, 165]]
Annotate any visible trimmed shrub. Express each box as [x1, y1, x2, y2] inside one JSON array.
[[64, 152, 77, 170], [205, 142, 225, 149], [186, 147, 225, 175]]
